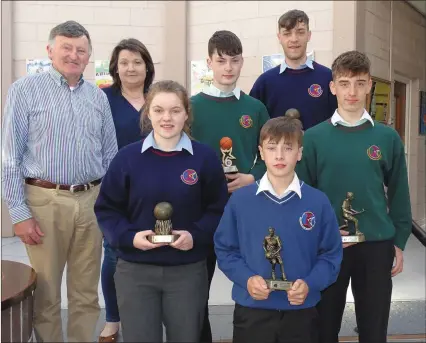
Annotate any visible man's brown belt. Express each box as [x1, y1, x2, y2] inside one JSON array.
[[25, 178, 102, 193]]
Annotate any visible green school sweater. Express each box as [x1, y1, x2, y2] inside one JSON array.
[[296, 120, 412, 250], [191, 92, 270, 181]]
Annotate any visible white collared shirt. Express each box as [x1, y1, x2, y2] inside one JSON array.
[[279, 56, 314, 74], [202, 83, 241, 100], [256, 172, 302, 199], [141, 131, 194, 155], [330, 109, 374, 127]]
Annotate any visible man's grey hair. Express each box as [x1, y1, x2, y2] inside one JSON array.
[[48, 20, 92, 54]]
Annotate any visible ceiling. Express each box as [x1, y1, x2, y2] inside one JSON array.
[[406, 0, 426, 16]]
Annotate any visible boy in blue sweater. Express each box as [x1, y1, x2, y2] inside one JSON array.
[[214, 116, 342, 343], [249, 10, 337, 129]]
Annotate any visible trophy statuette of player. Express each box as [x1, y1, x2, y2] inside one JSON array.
[[339, 192, 366, 243], [263, 227, 293, 291], [147, 202, 179, 244]]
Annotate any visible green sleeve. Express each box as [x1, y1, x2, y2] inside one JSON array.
[[295, 131, 317, 187], [249, 104, 270, 180], [386, 133, 412, 250]]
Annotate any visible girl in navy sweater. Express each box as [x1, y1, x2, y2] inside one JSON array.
[[99, 38, 155, 342], [95, 80, 228, 343]]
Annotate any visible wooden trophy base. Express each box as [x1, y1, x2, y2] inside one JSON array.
[[342, 233, 365, 243], [265, 279, 293, 291], [148, 234, 179, 244]]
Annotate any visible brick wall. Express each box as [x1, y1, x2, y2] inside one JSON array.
[[188, 1, 334, 93], [363, 1, 392, 80], [12, 1, 165, 83]]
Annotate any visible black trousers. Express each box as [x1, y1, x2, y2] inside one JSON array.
[[317, 239, 395, 343], [200, 246, 217, 343], [233, 304, 319, 343]]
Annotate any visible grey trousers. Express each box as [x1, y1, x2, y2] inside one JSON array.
[[115, 258, 208, 343]]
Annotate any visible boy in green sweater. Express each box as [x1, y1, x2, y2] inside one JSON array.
[[191, 30, 270, 342], [296, 51, 412, 343]]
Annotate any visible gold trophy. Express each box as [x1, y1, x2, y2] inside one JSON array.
[[339, 192, 366, 243], [220, 137, 238, 174], [264, 227, 293, 291], [147, 202, 179, 244]]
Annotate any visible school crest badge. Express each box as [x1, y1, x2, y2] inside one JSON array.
[[181, 169, 198, 185], [308, 84, 323, 97], [367, 145, 382, 160], [239, 115, 253, 128], [299, 211, 316, 230]]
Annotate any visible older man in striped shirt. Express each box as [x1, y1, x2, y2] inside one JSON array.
[[2, 21, 118, 342]]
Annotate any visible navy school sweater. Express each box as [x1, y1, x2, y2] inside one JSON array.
[[249, 62, 337, 130], [95, 139, 229, 265], [214, 180, 343, 311]]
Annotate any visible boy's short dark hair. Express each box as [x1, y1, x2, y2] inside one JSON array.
[[278, 10, 309, 31], [260, 116, 303, 147], [331, 51, 371, 80], [208, 30, 243, 58]]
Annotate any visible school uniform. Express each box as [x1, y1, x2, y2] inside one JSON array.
[[214, 173, 343, 343], [95, 132, 228, 342], [191, 84, 270, 342], [249, 59, 337, 128], [296, 110, 412, 343]]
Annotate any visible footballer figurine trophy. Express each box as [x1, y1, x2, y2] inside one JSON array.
[[264, 227, 293, 291], [339, 192, 366, 243]]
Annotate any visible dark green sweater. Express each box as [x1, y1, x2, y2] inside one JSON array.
[[191, 92, 270, 180], [296, 120, 412, 250]]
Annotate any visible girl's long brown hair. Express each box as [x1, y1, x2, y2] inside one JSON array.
[[141, 80, 193, 138]]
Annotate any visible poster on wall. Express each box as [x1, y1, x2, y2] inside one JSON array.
[[420, 91, 426, 135], [95, 60, 113, 88], [366, 78, 391, 124], [262, 51, 315, 73], [26, 59, 51, 75], [190, 60, 213, 96]]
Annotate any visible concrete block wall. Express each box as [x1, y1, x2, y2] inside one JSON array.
[[12, 1, 166, 83], [187, 1, 334, 93]]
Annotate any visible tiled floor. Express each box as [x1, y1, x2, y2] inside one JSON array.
[[2, 235, 425, 309], [3, 235, 425, 341]]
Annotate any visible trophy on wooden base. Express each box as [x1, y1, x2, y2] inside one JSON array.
[[220, 137, 238, 175], [263, 227, 293, 291], [147, 202, 179, 244], [339, 192, 366, 243]]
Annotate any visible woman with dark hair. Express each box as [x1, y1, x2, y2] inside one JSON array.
[[95, 80, 228, 342], [99, 38, 155, 342]]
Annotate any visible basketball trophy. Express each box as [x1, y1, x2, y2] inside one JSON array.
[[264, 227, 293, 291], [147, 202, 179, 244], [285, 108, 300, 119], [220, 137, 238, 174], [339, 192, 366, 243]]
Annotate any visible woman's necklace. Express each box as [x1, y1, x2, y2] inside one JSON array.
[[122, 90, 144, 101]]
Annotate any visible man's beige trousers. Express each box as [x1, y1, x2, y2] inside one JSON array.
[[25, 184, 102, 342]]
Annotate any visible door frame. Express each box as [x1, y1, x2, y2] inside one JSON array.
[[393, 73, 412, 173]]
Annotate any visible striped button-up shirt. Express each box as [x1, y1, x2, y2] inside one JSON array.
[[2, 67, 118, 224]]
